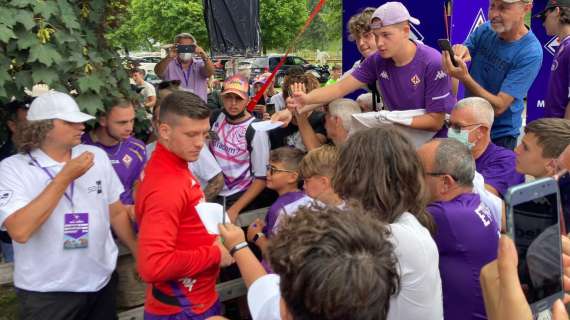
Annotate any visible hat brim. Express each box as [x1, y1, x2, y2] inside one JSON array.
[[221, 89, 248, 101], [370, 16, 420, 29], [28, 111, 95, 123]]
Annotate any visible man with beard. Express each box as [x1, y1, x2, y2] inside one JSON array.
[[442, 0, 543, 150], [155, 33, 214, 102], [209, 75, 271, 222]]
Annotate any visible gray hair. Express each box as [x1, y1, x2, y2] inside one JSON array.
[[453, 97, 494, 127], [174, 33, 196, 44], [328, 98, 361, 132], [434, 138, 475, 187]]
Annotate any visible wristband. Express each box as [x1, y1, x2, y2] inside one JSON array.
[[229, 241, 248, 256]]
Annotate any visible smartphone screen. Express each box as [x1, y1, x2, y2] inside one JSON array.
[[559, 172, 570, 233], [512, 192, 563, 305], [437, 39, 458, 67]]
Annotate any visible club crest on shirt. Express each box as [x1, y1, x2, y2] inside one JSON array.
[[411, 74, 421, 86], [122, 154, 133, 168]]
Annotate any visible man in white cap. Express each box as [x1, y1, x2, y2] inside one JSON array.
[[0, 91, 137, 320], [278, 1, 455, 137], [442, 0, 543, 150]]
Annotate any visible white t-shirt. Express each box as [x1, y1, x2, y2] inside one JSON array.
[[139, 81, 156, 100], [210, 113, 270, 196], [247, 274, 281, 320], [0, 145, 123, 292], [269, 93, 286, 112], [473, 171, 503, 227], [388, 212, 444, 320], [146, 142, 221, 188]]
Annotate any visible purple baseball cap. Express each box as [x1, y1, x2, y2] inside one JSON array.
[[370, 2, 420, 29]]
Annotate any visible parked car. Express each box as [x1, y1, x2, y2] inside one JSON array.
[[249, 55, 330, 87]]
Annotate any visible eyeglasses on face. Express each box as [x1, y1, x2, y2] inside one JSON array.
[[426, 172, 459, 181], [444, 119, 482, 132], [266, 164, 296, 176]]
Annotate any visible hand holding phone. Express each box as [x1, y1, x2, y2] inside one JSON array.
[[438, 39, 459, 67], [505, 178, 565, 315]]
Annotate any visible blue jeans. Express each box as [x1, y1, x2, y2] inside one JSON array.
[[1, 240, 13, 263], [492, 135, 518, 151]]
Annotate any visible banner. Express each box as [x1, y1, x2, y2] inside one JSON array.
[[203, 0, 262, 58], [527, 0, 552, 122]]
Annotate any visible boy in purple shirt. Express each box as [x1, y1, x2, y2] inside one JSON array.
[[154, 33, 214, 102], [418, 139, 499, 320], [280, 2, 455, 135], [246, 147, 305, 271], [82, 98, 146, 210], [448, 97, 524, 198], [537, 0, 570, 119]]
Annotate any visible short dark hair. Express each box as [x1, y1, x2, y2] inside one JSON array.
[[159, 90, 210, 125], [130, 68, 145, 76], [524, 118, 570, 158], [268, 204, 400, 320], [102, 97, 134, 115], [269, 147, 305, 171]]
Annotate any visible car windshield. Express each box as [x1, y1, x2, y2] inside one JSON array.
[[251, 58, 268, 68]]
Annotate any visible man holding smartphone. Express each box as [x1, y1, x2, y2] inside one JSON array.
[[442, 0, 542, 150], [155, 33, 214, 102]]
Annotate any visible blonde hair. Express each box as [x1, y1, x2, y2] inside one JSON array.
[[299, 145, 338, 179]]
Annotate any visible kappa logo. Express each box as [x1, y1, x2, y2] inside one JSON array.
[[411, 74, 421, 86], [545, 36, 560, 56], [0, 190, 12, 207], [467, 8, 487, 41], [380, 71, 389, 80], [434, 70, 447, 81]]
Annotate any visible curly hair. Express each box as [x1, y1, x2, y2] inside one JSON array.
[[347, 8, 376, 41], [268, 204, 400, 320], [282, 72, 321, 100], [14, 120, 54, 153], [333, 126, 436, 234]]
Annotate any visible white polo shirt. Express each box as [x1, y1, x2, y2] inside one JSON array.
[[0, 144, 123, 292]]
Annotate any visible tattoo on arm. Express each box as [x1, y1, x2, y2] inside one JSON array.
[[204, 173, 224, 202]]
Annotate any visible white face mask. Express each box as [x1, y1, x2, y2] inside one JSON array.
[[178, 53, 193, 62]]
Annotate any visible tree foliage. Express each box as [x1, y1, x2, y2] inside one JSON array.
[[0, 0, 133, 115], [259, 0, 308, 52]]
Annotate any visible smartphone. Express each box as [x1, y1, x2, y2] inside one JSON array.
[[176, 44, 196, 53], [266, 103, 276, 115], [555, 171, 570, 234], [505, 177, 564, 315], [437, 39, 458, 67]]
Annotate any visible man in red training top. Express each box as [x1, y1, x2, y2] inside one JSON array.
[[136, 90, 234, 319]]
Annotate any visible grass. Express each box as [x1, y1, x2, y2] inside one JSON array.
[[0, 286, 17, 320]]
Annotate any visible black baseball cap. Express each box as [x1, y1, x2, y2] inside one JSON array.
[[535, 0, 570, 19]]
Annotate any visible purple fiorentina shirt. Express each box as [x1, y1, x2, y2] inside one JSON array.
[[545, 36, 570, 118], [427, 193, 499, 320], [351, 42, 455, 136], [162, 58, 208, 102], [475, 142, 524, 198], [82, 133, 146, 205]]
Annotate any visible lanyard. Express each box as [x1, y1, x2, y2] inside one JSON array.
[[176, 61, 191, 87], [28, 153, 75, 209]]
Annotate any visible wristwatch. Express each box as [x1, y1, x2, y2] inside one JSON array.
[[252, 232, 265, 243]]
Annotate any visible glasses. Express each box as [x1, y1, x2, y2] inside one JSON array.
[[444, 119, 482, 131], [266, 165, 296, 176], [426, 172, 459, 181]]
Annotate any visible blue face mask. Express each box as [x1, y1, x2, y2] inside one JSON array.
[[447, 127, 477, 149]]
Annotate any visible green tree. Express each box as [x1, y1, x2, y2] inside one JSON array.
[[300, 0, 342, 50], [0, 0, 132, 114], [107, 0, 209, 51], [259, 0, 308, 52]]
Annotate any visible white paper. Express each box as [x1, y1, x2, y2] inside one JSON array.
[[251, 120, 284, 131], [195, 202, 230, 235], [351, 109, 437, 149]]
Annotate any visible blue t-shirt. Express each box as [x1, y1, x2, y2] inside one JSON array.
[[465, 22, 543, 139]]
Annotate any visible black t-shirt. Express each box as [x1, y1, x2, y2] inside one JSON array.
[[269, 111, 326, 151]]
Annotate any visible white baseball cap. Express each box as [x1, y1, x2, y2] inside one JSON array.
[[370, 2, 420, 29], [27, 91, 95, 123]]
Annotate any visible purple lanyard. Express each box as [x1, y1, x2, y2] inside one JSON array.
[[28, 153, 75, 208], [176, 61, 191, 87]]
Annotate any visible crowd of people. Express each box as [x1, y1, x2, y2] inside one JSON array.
[[1, 0, 570, 320]]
